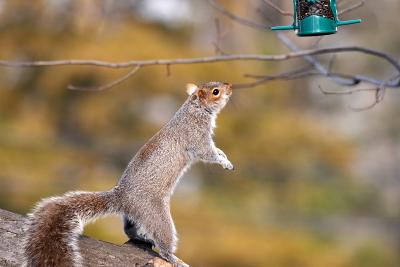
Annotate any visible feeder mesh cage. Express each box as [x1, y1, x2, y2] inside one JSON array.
[[297, 0, 335, 20]]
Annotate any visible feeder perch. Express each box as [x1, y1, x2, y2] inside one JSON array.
[[271, 0, 361, 36]]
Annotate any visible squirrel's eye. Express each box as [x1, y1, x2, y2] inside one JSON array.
[[212, 88, 220, 96]]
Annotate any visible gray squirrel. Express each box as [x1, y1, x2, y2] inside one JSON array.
[[23, 81, 234, 267]]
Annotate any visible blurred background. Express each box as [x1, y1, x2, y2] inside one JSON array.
[[0, 1, 399, 266]]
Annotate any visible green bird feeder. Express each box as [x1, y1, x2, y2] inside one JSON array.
[[271, 0, 361, 36]]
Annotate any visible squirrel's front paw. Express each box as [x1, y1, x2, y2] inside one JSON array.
[[222, 160, 234, 171]]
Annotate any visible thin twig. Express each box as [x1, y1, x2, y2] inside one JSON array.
[[262, 0, 293, 16], [235, 68, 316, 89], [319, 85, 378, 95], [208, 0, 268, 31], [166, 64, 171, 77], [338, 0, 365, 15], [337, 0, 352, 8], [319, 84, 381, 110], [349, 89, 384, 111], [349, 80, 387, 111], [327, 55, 337, 72], [311, 36, 325, 49], [319, 76, 391, 111], [244, 66, 312, 79], [213, 18, 226, 55], [67, 65, 140, 91]]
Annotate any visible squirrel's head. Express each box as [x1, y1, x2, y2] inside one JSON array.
[[186, 81, 232, 114]]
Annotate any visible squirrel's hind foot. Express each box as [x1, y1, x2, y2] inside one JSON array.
[[148, 256, 190, 267], [158, 251, 190, 267]]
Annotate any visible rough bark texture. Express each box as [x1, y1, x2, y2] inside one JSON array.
[[0, 208, 162, 267]]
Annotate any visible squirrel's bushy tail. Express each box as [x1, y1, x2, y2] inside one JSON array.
[[23, 190, 120, 267]]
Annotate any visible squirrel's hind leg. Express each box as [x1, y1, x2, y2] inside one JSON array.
[[137, 200, 189, 267], [123, 215, 154, 248]]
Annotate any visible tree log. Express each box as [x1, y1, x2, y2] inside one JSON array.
[[0, 208, 165, 266]]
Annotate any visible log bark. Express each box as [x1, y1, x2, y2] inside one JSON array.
[[0, 208, 163, 266]]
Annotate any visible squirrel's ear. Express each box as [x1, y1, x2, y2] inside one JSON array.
[[186, 83, 198, 95]]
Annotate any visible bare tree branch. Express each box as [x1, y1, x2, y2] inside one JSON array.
[[0, 47, 398, 72], [320, 74, 399, 94], [320, 75, 397, 110], [0, 42, 399, 94]]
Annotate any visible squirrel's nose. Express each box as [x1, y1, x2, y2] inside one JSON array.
[[225, 83, 233, 94], [224, 82, 233, 92]]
